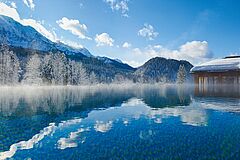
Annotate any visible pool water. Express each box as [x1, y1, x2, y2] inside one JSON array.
[[0, 85, 239, 160]]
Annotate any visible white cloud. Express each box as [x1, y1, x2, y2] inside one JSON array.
[[56, 17, 91, 40], [138, 23, 159, 40], [180, 41, 210, 58], [95, 33, 114, 46], [122, 42, 131, 48], [23, 0, 35, 10], [10, 2, 17, 8], [104, 0, 129, 17], [153, 45, 162, 49], [0, 2, 57, 42], [0, 2, 20, 21], [128, 41, 212, 67]]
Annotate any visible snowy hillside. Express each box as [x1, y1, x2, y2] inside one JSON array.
[[0, 15, 132, 66], [0, 15, 91, 57], [134, 57, 193, 83], [0, 15, 194, 84]]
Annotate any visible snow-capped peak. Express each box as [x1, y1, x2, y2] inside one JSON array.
[[0, 15, 92, 57]]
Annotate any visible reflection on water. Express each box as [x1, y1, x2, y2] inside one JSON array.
[[195, 84, 240, 98], [0, 84, 239, 159]]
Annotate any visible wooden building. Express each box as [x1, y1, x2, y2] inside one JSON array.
[[190, 56, 240, 86], [191, 56, 240, 98], [190, 56, 240, 95]]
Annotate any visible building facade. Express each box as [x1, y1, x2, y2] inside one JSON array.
[[190, 56, 240, 95], [191, 56, 240, 86]]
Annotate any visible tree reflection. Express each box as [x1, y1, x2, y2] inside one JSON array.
[[0, 84, 239, 159]]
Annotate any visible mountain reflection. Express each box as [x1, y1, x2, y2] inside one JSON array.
[[0, 85, 192, 117], [0, 84, 239, 159]]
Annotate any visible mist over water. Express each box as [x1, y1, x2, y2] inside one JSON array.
[[0, 84, 239, 159]]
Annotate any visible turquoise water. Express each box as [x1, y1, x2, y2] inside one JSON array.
[[0, 85, 240, 160]]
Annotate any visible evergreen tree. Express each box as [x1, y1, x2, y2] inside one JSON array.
[[113, 73, 125, 84], [177, 65, 187, 84], [0, 48, 11, 85], [77, 62, 88, 85], [22, 54, 42, 85], [89, 71, 98, 84], [67, 60, 88, 85], [52, 52, 67, 85], [11, 52, 20, 85], [67, 60, 77, 85], [0, 45, 20, 85], [41, 53, 54, 84], [67, 60, 73, 85]]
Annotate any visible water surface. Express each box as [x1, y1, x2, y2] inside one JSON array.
[[0, 85, 240, 160]]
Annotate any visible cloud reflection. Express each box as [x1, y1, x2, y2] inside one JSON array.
[[0, 96, 208, 159], [0, 85, 239, 158], [94, 121, 113, 133], [58, 128, 89, 150], [0, 123, 57, 160], [0, 118, 83, 159], [56, 97, 208, 152]]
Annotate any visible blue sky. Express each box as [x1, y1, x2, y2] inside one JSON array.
[[0, 0, 240, 66]]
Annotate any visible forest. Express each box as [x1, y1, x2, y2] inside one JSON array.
[[0, 45, 188, 86]]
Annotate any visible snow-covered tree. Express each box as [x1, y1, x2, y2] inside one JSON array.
[[138, 75, 145, 83], [41, 53, 54, 84], [158, 75, 167, 84], [67, 60, 88, 85], [22, 54, 42, 85], [67, 60, 73, 85], [0, 45, 20, 85], [177, 65, 187, 84], [41, 53, 89, 86], [89, 71, 98, 84], [0, 48, 11, 85], [77, 62, 88, 85], [67, 60, 77, 85], [10, 52, 20, 85], [52, 52, 67, 85], [113, 74, 125, 84]]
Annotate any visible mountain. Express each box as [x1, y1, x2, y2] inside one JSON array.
[[0, 15, 130, 64], [0, 15, 135, 81], [0, 15, 194, 83], [134, 57, 193, 83], [0, 15, 95, 58], [55, 42, 92, 57]]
